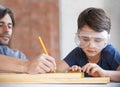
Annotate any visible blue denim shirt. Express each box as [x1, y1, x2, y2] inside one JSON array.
[[0, 46, 26, 60]]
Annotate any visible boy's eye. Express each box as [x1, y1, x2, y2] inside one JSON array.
[[95, 38, 103, 43], [81, 36, 90, 41]]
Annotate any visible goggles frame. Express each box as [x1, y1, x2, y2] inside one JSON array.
[[75, 31, 110, 49]]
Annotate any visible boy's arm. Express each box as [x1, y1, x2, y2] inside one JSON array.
[[104, 66, 120, 82], [56, 60, 69, 72]]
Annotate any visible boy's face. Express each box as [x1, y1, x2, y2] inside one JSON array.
[[0, 14, 13, 46], [77, 25, 109, 57]]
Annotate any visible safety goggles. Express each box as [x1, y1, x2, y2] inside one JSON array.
[[75, 31, 110, 49]]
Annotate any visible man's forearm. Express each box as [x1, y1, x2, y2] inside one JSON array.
[[0, 54, 27, 73]]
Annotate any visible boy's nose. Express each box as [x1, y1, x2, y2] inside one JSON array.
[[88, 41, 96, 48]]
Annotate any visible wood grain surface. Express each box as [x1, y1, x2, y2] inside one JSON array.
[[0, 73, 110, 84]]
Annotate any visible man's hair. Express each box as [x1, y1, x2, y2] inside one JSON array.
[[0, 5, 15, 27], [77, 7, 111, 34]]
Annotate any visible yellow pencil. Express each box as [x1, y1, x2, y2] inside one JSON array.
[[38, 36, 48, 55], [38, 36, 56, 73]]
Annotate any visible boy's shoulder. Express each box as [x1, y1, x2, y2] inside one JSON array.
[[102, 44, 120, 55], [103, 44, 118, 52]]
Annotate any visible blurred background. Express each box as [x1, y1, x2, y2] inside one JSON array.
[[0, 0, 120, 61]]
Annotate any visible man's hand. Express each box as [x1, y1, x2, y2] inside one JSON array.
[[24, 54, 56, 74]]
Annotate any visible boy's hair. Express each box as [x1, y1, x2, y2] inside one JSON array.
[[0, 5, 15, 27], [77, 7, 111, 34]]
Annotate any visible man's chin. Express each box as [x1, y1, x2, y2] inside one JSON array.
[[0, 44, 9, 46], [0, 41, 9, 46]]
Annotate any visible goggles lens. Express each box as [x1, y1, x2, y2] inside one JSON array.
[[75, 31, 109, 49]]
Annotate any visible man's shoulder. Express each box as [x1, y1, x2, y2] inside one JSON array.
[[0, 45, 19, 53], [0, 46, 26, 60]]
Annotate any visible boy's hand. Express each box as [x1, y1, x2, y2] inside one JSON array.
[[67, 65, 83, 72], [82, 63, 105, 77], [67, 63, 105, 77]]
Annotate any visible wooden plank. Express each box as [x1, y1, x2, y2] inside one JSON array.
[[0, 73, 84, 79], [0, 73, 110, 84]]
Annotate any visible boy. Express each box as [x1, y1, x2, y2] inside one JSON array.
[[57, 7, 120, 82]]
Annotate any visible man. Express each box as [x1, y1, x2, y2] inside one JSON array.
[[0, 5, 56, 74]]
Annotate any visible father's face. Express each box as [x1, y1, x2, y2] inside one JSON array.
[[0, 14, 13, 46]]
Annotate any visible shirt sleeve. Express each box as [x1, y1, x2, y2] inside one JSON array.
[[64, 47, 82, 67], [103, 44, 120, 70], [0, 46, 27, 60], [18, 51, 27, 60]]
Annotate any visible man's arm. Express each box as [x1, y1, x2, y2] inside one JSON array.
[[0, 54, 56, 74], [0, 54, 27, 73]]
